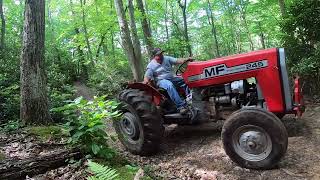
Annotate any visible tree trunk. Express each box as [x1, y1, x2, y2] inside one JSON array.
[[47, 0, 61, 64], [80, 0, 93, 63], [143, 0, 152, 34], [165, 0, 170, 41], [20, 0, 51, 124], [258, 21, 266, 49], [178, 0, 192, 56], [136, 0, 153, 58], [236, 29, 242, 53], [222, 0, 237, 54], [70, 0, 88, 80], [128, 0, 143, 65], [0, 149, 81, 180], [109, 0, 115, 59], [111, 31, 115, 58], [114, 0, 143, 81], [207, 0, 220, 57], [96, 34, 106, 58], [102, 39, 108, 56], [0, 0, 5, 50], [278, 0, 286, 17], [239, 0, 254, 51]]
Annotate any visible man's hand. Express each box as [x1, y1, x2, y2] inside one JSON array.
[[143, 76, 151, 85], [187, 57, 195, 62]]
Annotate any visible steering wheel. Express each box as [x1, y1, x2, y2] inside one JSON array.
[[176, 59, 194, 76]]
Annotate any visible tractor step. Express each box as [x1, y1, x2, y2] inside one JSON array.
[[164, 113, 188, 119]]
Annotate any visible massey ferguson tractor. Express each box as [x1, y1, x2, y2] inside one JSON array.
[[114, 48, 304, 169]]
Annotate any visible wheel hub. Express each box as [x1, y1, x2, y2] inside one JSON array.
[[232, 125, 272, 161], [120, 112, 140, 141]]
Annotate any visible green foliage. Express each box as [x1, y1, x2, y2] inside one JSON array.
[[49, 85, 76, 122], [0, 81, 20, 122], [87, 160, 119, 180], [0, 120, 23, 132], [52, 96, 121, 158], [282, 0, 320, 94], [88, 57, 131, 97]]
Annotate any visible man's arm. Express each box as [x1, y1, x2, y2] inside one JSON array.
[[143, 68, 153, 84], [176, 57, 193, 64]]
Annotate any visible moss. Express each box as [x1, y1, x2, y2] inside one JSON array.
[[108, 154, 130, 167], [0, 151, 5, 161], [115, 166, 137, 180], [115, 165, 153, 180], [26, 125, 68, 141]]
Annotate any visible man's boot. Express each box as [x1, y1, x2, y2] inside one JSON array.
[[179, 106, 188, 115]]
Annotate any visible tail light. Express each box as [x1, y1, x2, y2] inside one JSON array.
[[293, 76, 305, 117]]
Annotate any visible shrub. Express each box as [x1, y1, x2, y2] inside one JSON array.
[[49, 85, 76, 122], [52, 96, 121, 159], [0, 120, 23, 132], [0, 77, 20, 122]]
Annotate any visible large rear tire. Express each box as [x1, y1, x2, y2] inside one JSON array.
[[222, 107, 288, 169], [114, 89, 164, 156]]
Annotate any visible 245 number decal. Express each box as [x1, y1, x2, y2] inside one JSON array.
[[246, 61, 265, 70]]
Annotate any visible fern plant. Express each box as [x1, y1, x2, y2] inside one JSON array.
[[87, 160, 119, 180]]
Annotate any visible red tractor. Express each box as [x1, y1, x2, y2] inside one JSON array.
[[114, 48, 304, 169]]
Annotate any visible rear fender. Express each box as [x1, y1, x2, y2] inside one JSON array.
[[127, 83, 165, 106]]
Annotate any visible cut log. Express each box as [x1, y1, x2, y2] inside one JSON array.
[[0, 148, 82, 180]]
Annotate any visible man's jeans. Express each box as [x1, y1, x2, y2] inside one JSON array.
[[157, 76, 190, 109]]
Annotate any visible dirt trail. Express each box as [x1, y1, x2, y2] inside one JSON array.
[[73, 81, 94, 101], [113, 105, 320, 180]]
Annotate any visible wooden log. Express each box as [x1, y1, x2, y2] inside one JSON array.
[[0, 148, 82, 180]]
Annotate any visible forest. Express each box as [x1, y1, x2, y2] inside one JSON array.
[[0, 0, 320, 179]]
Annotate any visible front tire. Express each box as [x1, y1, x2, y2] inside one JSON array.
[[114, 89, 164, 156], [222, 107, 288, 169]]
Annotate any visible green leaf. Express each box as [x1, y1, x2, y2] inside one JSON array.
[[87, 161, 119, 180], [91, 144, 100, 155], [74, 96, 84, 104]]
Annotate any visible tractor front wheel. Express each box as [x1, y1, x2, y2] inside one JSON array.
[[222, 107, 288, 169], [114, 89, 164, 156]]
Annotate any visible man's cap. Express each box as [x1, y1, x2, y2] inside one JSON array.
[[152, 48, 165, 57]]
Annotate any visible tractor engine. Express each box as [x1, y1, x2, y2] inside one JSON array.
[[192, 79, 261, 122]]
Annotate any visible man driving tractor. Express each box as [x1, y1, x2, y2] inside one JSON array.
[[143, 48, 193, 114]]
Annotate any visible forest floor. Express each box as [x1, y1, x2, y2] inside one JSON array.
[[1, 82, 320, 179], [114, 104, 320, 180]]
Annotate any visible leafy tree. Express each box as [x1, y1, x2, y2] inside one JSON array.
[[282, 0, 320, 94]]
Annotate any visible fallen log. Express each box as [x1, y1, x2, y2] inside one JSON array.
[[0, 148, 82, 180]]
